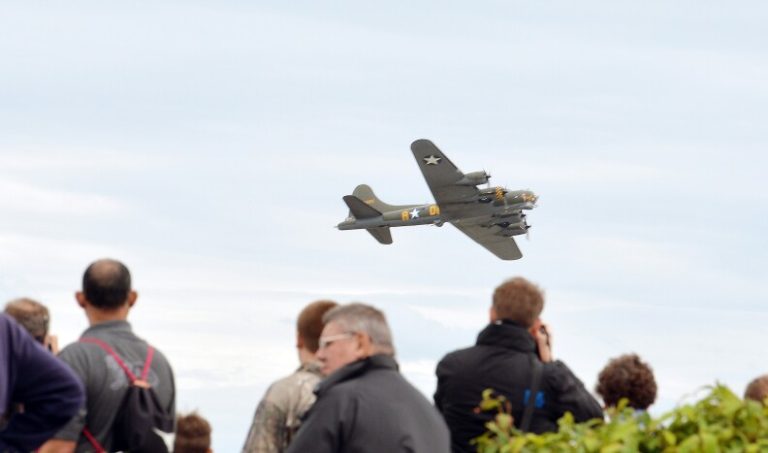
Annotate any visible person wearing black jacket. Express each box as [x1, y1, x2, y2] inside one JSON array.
[[287, 303, 450, 453], [434, 277, 603, 453]]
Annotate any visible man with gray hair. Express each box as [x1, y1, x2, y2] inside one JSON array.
[[286, 303, 450, 453]]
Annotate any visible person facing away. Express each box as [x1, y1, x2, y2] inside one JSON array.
[[596, 354, 657, 411], [744, 375, 768, 405], [0, 314, 84, 452], [175, 412, 213, 453], [39, 258, 176, 453], [286, 303, 451, 453], [434, 277, 603, 453], [242, 300, 338, 453], [4, 297, 58, 353]]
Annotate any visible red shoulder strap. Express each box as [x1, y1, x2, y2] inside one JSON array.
[[79, 337, 155, 382], [82, 427, 106, 453]]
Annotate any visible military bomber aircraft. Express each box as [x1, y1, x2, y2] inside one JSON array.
[[337, 139, 538, 260]]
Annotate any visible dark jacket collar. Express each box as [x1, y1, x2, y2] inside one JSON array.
[[476, 319, 536, 353], [316, 354, 398, 396]]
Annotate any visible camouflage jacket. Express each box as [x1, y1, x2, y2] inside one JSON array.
[[242, 362, 323, 453]]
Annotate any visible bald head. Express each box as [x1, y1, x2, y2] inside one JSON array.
[[82, 259, 132, 309]]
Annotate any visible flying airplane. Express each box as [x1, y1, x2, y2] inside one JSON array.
[[337, 139, 538, 260]]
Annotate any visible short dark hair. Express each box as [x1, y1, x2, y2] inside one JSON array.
[[492, 277, 544, 328], [745, 375, 768, 405], [4, 298, 50, 343], [174, 412, 211, 453], [297, 300, 338, 353], [596, 354, 657, 410], [82, 259, 132, 309]]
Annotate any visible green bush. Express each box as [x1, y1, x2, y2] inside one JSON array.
[[473, 385, 768, 452]]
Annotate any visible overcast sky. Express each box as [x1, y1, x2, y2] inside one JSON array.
[[2, 1, 767, 449]]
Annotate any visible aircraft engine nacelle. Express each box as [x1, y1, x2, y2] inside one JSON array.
[[477, 186, 507, 203], [456, 171, 490, 186], [504, 190, 538, 209], [495, 220, 531, 237]]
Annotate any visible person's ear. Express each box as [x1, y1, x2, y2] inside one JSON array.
[[75, 291, 87, 309], [528, 318, 542, 337], [127, 290, 138, 308], [355, 332, 374, 358], [489, 306, 498, 322], [296, 332, 304, 350]]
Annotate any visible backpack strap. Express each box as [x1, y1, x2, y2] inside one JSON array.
[[80, 337, 155, 385], [519, 353, 543, 432], [82, 427, 106, 453], [78, 337, 156, 449], [80, 337, 137, 382], [141, 346, 155, 381]]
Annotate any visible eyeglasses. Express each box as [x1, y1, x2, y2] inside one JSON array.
[[318, 332, 355, 350]]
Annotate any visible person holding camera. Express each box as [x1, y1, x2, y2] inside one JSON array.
[[434, 277, 603, 453]]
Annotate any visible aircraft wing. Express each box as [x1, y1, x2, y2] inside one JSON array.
[[452, 223, 523, 260], [411, 139, 479, 209]]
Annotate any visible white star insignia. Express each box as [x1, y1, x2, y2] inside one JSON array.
[[423, 155, 442, 165], [410, 208, 421, 219]]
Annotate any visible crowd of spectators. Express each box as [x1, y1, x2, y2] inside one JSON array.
[[0, 260, 764, 452]]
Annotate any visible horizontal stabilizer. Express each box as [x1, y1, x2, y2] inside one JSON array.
[[367, 227, 393, 244], [343, 195, 382, 220]]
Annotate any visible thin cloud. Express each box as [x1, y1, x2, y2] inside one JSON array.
[[0, 180, 125, 216], [0, 146, 163, 171]]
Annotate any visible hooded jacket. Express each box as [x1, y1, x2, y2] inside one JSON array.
[[434, 320, 603, 453]]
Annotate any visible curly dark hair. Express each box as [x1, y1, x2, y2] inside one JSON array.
[[596, 353, 657, 410], [174, 412, 211, 453], [745, 375, 768, 404]]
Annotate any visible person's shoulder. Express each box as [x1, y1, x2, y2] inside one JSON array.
[[0, 313, 14, 330], [58, 340, 90, 360], [281, 368, 321, 388], [267, 369, 321, 400], [542, 360, 581, 392], [0, 314, 27, 346], [440, 343, 480, 361], [146, 342, 172, 365], [321, 373, 369, 401], [329, 365, 403, 398], [436, 344, 484, 372]]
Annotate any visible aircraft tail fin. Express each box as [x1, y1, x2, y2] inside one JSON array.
[[352, 184, 414, 212], [366, 227, 393, 244], [343, 195, 382, 220], [342, 195, 393, 244]]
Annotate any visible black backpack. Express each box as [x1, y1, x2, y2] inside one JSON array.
[[80, 337, 174, 453]]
